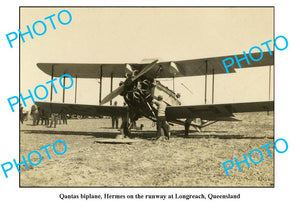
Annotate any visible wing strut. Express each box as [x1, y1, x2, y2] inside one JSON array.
[[268, 65, 272, 115], [212, 68, 215, 104], [50, 65, 54, 102], [62, 73, 66, 103], [269, 65, 272, 101], [204, 60, 208, 104], [110, 73, 113, 105], [75, 75, 78, 104], [99, 66, 102, 105]]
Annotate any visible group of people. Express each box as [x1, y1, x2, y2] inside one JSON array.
[[20, 104, 68, 128]]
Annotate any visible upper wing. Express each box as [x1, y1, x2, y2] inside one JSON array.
[[35, 102, 128, 117], [166, 101, 274, 120], [156, 52, 274, 78], [36, 52, 274, 78]]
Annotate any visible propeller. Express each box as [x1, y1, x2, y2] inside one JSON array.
[[100, 60, 158, 105]]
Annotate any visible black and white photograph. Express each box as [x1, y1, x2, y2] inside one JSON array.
[[3, 0, 300, 212], [19, 7, 274, 187]]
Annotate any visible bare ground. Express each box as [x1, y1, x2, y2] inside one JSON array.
[[20, 112, 274, 187]]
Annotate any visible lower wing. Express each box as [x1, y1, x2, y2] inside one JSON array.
[[35, 102, 128, 117], [166, 101, 273, 120]]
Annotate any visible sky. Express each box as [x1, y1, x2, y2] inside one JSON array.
[[20, 7, 274, 108]]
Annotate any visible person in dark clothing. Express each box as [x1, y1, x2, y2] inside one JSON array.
[[120, 115, 129, 138], [30, 104, 39, 125], [111, 101, 119, 129], [49, 113, 58, 128], [120, 103, 130, 138], [39, 108, 46, 125], [61, 109, 68, 125], [20, 104, 24, 124]]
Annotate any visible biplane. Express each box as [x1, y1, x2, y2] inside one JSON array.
[[35, 51, 274, 135]]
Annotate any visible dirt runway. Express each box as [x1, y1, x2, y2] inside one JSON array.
[[20, 112, 273, 187]]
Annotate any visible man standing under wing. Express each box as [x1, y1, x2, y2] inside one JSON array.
[[153, 95, 169, 140]]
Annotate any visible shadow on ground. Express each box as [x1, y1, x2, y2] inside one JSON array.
[[21, 129, 273, 140]]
